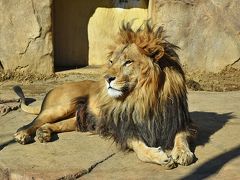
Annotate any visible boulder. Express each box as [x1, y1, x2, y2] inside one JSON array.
[[88, 8, 147, 65], [0, 0, 54, 74], [149, 0, 240, 72]]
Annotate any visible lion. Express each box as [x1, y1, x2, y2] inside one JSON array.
[[13, 22, 196, 169]]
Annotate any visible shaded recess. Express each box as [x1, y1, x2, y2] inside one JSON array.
[[52, 0, 148, 71]]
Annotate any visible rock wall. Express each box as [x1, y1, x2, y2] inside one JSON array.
[[0, 0, 147, 73], [0, 0, 54, 74], [149, 0, 240, 72], [88, 8, 147, 65], [1, 0, 239, 74]]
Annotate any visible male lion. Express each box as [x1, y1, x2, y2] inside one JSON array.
[[14, 22, 196, 169]]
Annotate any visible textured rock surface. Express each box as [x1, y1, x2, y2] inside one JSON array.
[[88, 8, 147, 65], [1, 0, 240, 74], [0, 0, 54, 74], [149, 0, 240, 72]]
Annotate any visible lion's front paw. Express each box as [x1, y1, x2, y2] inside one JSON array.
[[36, 126, 52, 143], [14, 131, 32, 145], [171, 147, 194, 166], [162, 156, 177, 170], [151, 147, 177, 169]]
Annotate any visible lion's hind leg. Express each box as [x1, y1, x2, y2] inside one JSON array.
[[14, 104, 75, 144], [36, 117, 77, 143], [171, 131, 194, 166], [127, 139, 177, 169]]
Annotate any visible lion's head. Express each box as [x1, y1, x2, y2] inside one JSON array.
[[97, 21, 191, 150]]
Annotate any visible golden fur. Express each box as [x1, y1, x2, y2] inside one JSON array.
[[96, 22, 192, 149], [14, 22, 195, 169]]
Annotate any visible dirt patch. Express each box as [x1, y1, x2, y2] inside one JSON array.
[[186, 67, 240, 92], [0, 67, 101, 84], [0, 70, 61, 83], [1, 67, 240, 92]]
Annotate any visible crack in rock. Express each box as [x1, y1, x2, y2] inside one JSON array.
[[19, 0, 42, 56], [0, 168, 10, 179], [31, 0, 42, 39], [57, 153, 116, 180], [19, 40, 32, 55], [231, 57, 240, 66]]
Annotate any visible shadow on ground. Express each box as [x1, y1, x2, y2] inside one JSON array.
[[190, 111, 234, 146], [0, 133, 60, 151], [186, 111, 238, 179], [0, 139, 15, 151], [182, 145, 240, 180]]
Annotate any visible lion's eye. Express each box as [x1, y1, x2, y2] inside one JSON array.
[[109, 60, 113, 65], [123, 60, 133, 67]]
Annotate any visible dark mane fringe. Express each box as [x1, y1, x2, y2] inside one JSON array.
[[97, 21, 192, 150]]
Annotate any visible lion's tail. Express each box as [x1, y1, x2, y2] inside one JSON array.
[[13, 86, 41, 115]]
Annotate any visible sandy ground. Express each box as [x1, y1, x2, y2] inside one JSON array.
[[0, 68, 240, 179]]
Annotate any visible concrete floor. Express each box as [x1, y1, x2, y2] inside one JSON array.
[[0, 80, 240, 180]]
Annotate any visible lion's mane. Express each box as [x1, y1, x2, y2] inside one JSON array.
[[96, 22, 192, 150]]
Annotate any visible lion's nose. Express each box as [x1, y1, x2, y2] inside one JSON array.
[[104, 75, 116, 84]]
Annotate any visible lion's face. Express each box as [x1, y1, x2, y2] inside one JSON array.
[[104, 43, 153, 98]]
